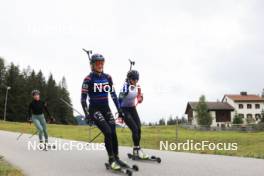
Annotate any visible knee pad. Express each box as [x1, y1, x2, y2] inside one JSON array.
[[93, 111, 105, 121]]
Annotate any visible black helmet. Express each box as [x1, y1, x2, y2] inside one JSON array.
[[90, 54, 105, 64], [127, 70, 139, 80], [32, 90, 40, 96]]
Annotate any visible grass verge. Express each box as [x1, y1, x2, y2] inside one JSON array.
[[0, 120, 263, 159], [0, 156, 23, 176]]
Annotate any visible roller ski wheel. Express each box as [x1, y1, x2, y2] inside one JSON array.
[[150, 156, 162, 163], [128, 153, 161, 163], [38, 143, 47, 151], [105, 163, 133, 176], [132, 165, 139, 171], [39, 143, 56, 151], [116, 158, 139, 171], [46, 144, 56, 149]]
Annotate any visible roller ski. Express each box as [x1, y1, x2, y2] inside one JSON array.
[[39, 142, 56, 151], [45, 143, 56, 150], [105, 159, 133, 176], [115, 156, 139, 171], [128, 147, 161, 163]]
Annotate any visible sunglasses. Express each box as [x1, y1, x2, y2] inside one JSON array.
[[95, 61, 104, 66]]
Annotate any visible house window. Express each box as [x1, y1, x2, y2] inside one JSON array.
[[238, 114, 244, 118], [255, 114, 261, 121], [255, 104, 260, 109], [247, 114, 253, 118], [239, 104, 243, 109], [247, 104, 252, 109], [246, 114, 255, 124]]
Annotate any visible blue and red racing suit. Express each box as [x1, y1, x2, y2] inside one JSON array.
[[81, 71, 120, 158]]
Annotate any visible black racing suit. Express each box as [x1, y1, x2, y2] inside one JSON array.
[[122, 107, 141, 146]]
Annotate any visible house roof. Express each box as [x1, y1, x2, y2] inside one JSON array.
[[185, 102, 234, 114], [223, 94, 264, 102]]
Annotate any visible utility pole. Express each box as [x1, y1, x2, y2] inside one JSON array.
[[4, 86, 11, 121], [176, 116, 179, 143]]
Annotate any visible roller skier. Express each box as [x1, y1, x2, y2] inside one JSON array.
[[81, 50, 136, 173], [28, 90, 55, 150], [119, 61, 161, 163], [118, 70, 148, 159]]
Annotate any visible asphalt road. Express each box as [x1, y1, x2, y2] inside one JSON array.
[[0, 130, 263, 176]]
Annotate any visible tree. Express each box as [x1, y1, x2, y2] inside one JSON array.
[[4, 63, 26, 121], [167, 116, 176, 125], [44, 74, 75, 124], [57, 77, 75, 124], [0, 57, 6, 119], [232, 111, 243, 124], [159, 118, 165, 126], [196, 95, 212, 127], [0, 60, 75, 124], [0, 57, 5, 85]]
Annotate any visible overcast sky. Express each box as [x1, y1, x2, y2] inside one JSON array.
[[1, 0, 263, 122]]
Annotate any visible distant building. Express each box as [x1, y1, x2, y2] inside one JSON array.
[[185, 92, 264, 127], [185, 102, 234, 127], [222, 92, 264, 124]]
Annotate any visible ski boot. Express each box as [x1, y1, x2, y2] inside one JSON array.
[[105, 156, 133, 176], [128, 147, 161, 163], [109, 156, 121, 170], [133, 146, 149, 160]]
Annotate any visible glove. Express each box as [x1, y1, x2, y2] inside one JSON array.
[[118, 109, 125, 119], [27, 117, 32, 125], [137, 94, 143, 104], [85, 114, 93, 126], [86, 118, 93, 126]]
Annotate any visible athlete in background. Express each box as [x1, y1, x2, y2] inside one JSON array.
[[119, 70, 148, 159], [28, 90, 54, 145]]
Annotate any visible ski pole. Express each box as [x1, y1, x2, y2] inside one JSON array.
[[60, 98, 84, 118], [29, 131, 38, 139], [17, 119, 32, 140], [59, 98, 96, 141], [86, 112, 123, 145], [16, 133, 23, 140], [59, 98, 97, 129], [87, 131, 102, 144]]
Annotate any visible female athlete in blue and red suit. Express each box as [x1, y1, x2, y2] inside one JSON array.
[[81, 53, 126, 170]]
